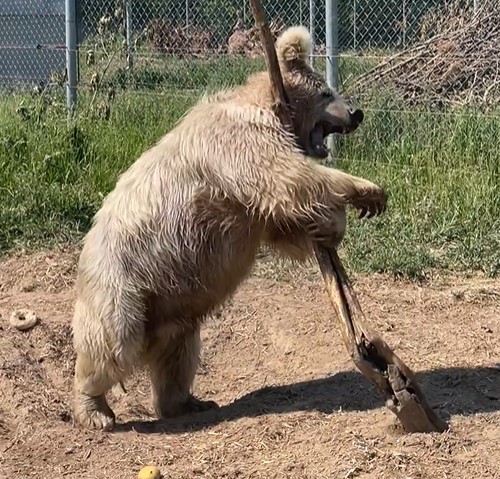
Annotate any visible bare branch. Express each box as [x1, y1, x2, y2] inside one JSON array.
[[249, 0, 448, 433]]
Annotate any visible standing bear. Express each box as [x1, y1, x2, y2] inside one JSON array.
[[72, 25, 387, 431]]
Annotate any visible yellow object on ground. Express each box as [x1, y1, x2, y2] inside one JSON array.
[[138, 465, 162, 479]]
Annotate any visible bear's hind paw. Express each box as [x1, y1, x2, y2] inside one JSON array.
[[184, 395, 220, 414], [73, 393, 116, 431], [155, 395, 219, 419]]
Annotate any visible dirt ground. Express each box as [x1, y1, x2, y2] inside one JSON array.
[[0, 249, 499, 479]]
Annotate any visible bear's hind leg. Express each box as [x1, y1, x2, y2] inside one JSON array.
[[73, 352, 118, 431], [146, 325, 219, 419], [72, 291, 145, 431]]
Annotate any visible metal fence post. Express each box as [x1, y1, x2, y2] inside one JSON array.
[[125, 0, 133, 71], [402, 0, 407, 48], [65, 0, 77, 116], [309, 0, 315, 67], [325, 0, 339, 163], [353, 0, 357, 50]]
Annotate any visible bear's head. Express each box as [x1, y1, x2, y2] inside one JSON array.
[[275, 26, 364, 159]]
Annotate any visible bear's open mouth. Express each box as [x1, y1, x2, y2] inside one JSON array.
[[309, 121, 351, 159]]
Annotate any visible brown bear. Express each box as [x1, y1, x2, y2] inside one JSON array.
[[71, 25, 387, 431]]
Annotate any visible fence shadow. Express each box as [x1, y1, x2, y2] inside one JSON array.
[[113, 365, 500, 434]]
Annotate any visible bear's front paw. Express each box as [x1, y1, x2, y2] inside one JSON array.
[[349, 182, 387, 219], [306, 225, 345, 248], [306, 209, 347, 248]]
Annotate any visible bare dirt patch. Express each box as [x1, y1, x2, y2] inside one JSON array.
[[0, 250, 499, 478]]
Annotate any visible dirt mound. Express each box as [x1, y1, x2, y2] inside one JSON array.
[[145, 19, 215, 57], [348, 0, 500, 108], [227, 18, 285, 58], [0, 250, 499, 478]]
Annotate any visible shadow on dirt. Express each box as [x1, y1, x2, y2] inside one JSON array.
[[114, 365, 500, 434]]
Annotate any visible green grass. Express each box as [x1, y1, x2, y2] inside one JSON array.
[[337, 102, 500, 279], [0, 90, 197, 251], [1, 55, 500, 280]]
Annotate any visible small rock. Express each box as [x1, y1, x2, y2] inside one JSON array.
[[19, 281, 37, 293]]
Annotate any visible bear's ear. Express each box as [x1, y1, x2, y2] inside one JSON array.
[[275, 26, 312, 71]]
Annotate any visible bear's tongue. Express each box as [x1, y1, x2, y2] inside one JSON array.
[[310, 123, 328, 158]]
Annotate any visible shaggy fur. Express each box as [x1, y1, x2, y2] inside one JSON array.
[[72, 25, 387, 431]]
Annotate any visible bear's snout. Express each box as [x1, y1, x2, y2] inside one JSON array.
[[350, 109, 364, 127]]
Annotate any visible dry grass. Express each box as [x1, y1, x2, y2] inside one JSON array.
[[348, 0, 500, 108]]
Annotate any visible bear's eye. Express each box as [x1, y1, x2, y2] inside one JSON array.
[[321, 90, 333, 98]]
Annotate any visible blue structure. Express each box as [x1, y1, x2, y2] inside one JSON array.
[[0, 0, 66, 86]]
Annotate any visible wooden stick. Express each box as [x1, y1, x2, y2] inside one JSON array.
[[248, 0, 448, 433], [313, 246, 448, 432], [248, 0, 293, 130]]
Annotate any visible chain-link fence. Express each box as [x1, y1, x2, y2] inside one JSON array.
[[0, 1, 66, 88], [338, 0, 448, 51], [339, 0, 500, 110], [1, 1, 498, 122], [76, 0, 323, 96], [75, 0, 460, 95]]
